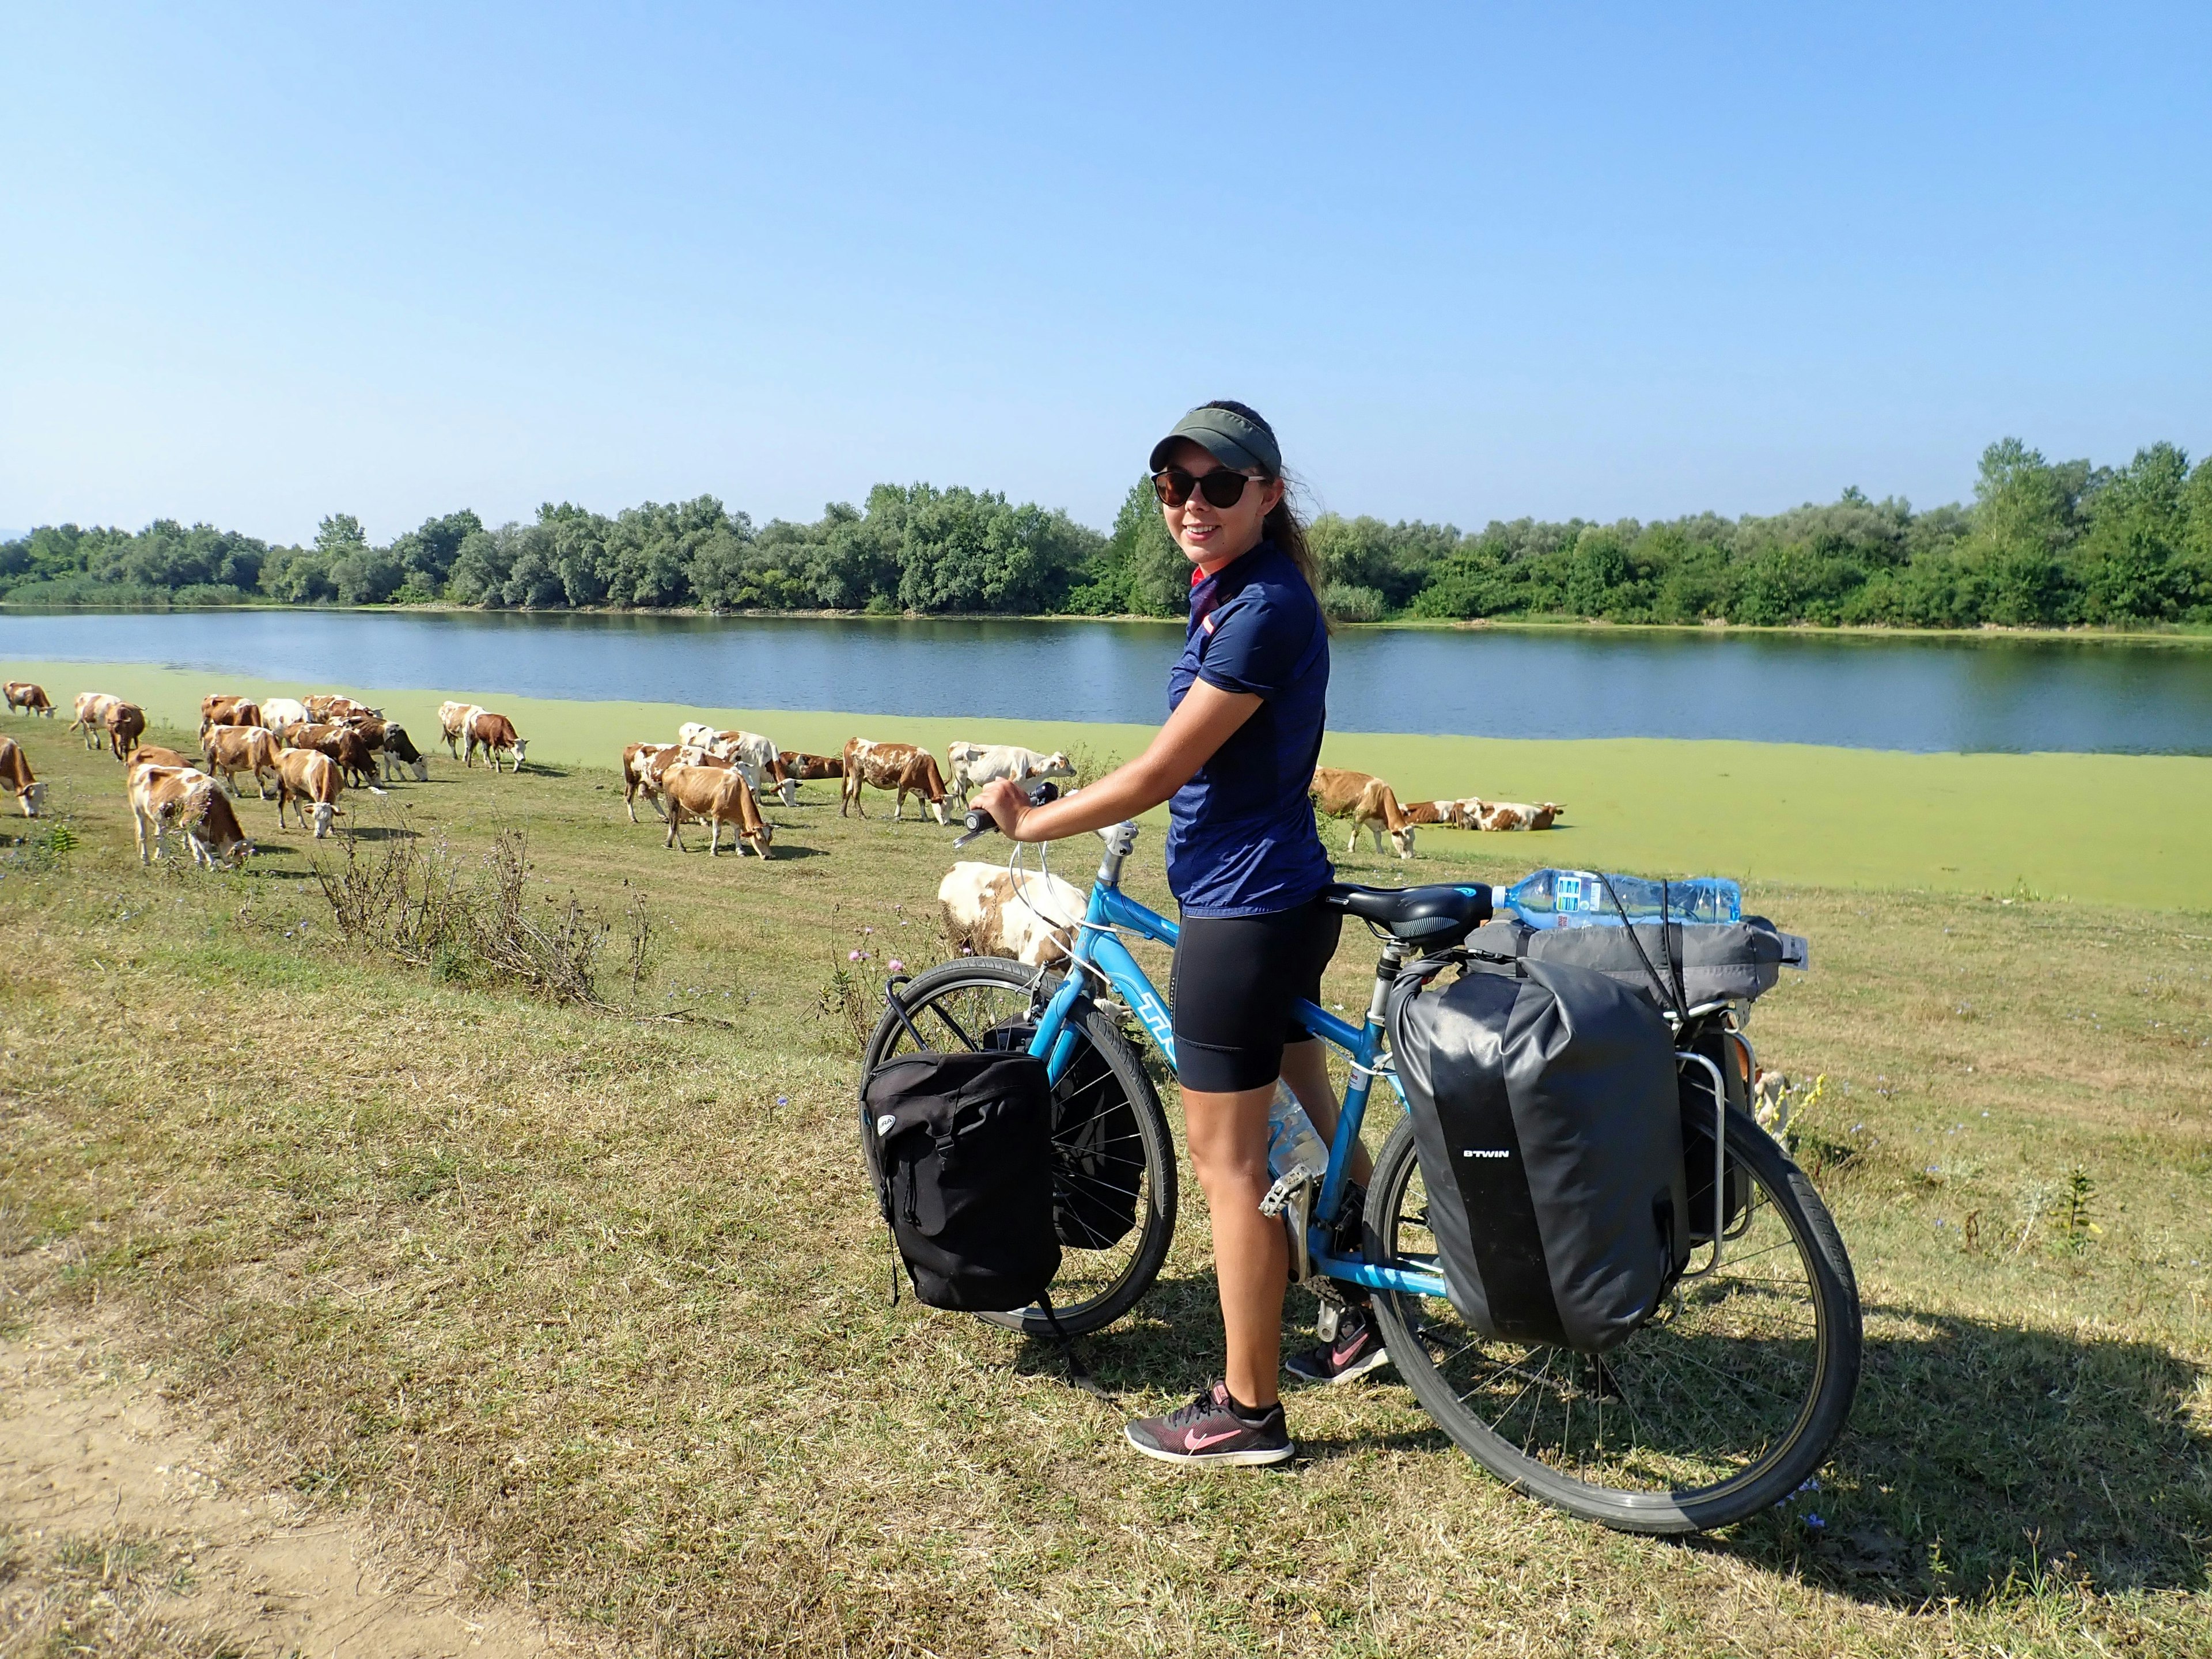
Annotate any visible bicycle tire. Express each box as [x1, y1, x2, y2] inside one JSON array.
[[1364, 1103, 1861, 1533], [861, 956, 1177, 1338]]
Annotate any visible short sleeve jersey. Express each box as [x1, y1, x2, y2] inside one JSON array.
[[1165, 541, 1334, 916]]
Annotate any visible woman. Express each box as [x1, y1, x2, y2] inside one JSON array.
[[972, 400, 1380, 1468]]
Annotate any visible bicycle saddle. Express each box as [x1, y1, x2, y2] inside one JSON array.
[[1321, 881, 1493, 944]]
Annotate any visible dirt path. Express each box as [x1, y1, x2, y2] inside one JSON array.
[[0, 1318, 597, 1658]]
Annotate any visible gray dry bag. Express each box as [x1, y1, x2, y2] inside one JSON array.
[[1387, 957, 1690, 1354]]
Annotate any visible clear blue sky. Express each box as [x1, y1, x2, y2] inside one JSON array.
[[3, 3, 2206, 545]]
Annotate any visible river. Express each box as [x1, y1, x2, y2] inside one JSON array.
[[5, 608, 2210, 754]]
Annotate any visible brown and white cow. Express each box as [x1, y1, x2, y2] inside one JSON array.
[[463, 709, 527, 772], [661, 763, 774, 857], [353, 718, 429, 782], [128, 745, 195, 774], [104, 700, 147, 760], [199, 692, 263, 737], [0, 737, 46, 817], [5, 682, 54, 717], [938, 862, 1085, 967], [274, 748, 349, 838], [676, 725, 794, 806], [304, 694, 379, 724], [70, 692, 122, 748], [620, 742, 686, 821], [1463, 798, 1566, 832], [1311, 767, 1416, 859], [437, 700, 483, 759], [201, 724, 283, 797], [283, 722, 379, 786], [944, 742, 1075, 805], [840, 738, 950, 825], [129, 765, 255, 868], [778, 749, 843, 785]]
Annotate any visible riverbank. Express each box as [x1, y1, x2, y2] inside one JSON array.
[[10, 657, 2209, 910]]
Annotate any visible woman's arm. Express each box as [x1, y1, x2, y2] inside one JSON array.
[[972, 680, 1263, 843]]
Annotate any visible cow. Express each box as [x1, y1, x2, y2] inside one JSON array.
[[199, 693, 263, 736], [303, 694, 379, 724], [463, 709, 527, 772], [273, 747, 350, 838], [260, 697, 311, 734], [778, 749, 843, 785], [128, 765, 255, 868], [1464, 799, 1566, 832], [104, 700, 147, 760], [1397, 799, 1463, 828], [0, 737, 46, 817], [1310, 767, 1416, 859], [945, 742, 1075, 805], [677, 725, 794, 806], [354, 718, 429, 782], [200, 724, 283, 798], [70, 692, 122, 749], [840, 738, 950, 825], [283, 722, 378, 786], [5, 682, 54, 717], [938, 862, 1086, 967], [661, 763, 774, 858], [437, 700, 483, 759], [620, 742, 685, 822], [127, 745, 195, 774]]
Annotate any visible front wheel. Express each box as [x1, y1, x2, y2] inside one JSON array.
[[862, 956, 1177, 1337], [1364, 1103, 1861, 1533]]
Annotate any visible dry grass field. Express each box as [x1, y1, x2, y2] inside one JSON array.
[[1, 706, 2208, 1657]]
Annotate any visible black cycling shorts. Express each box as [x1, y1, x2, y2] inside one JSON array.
[[1170, 898, 1344, 1094]]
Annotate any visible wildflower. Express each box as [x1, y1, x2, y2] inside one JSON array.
[[1795, 1478, 1820, 1494], [848, 950, 862, 962], [776, 1096, 788, 1107], [887, 959, 906, 974], [1804, 1513, 1825, 1529]]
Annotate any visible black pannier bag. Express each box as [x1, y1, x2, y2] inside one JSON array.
[[1464, 916, 1809, 1010], [1388, 957, 1690, 1354], [860, 1049, 1061, 1311], [976, 1018, 1141, 1249]]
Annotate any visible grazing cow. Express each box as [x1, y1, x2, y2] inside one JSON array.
[[938, 862, 1086, 967], [1464, 798, 1566, 832], [437, 700, 483, 759], [778, 749, 843, 785], [127, 745, 194, 774], [104, 701, 147, 760], [260, 697, 311, 734], [273, 748, 352, 838], [1311, 767, 1417, 859], [620, 742, 688, 821], [354, 718, 429, 782], [463, 709, 527, 772], [201, 724, 282, 797], [677, 725, 794, 806], [840, 738, 950, 825], [199, 692, 262, 734], [303, 694, 378, 724], [0, 737, 46, 817], [283, 722, 378, 785], [5, 682, 54, 717], [661, 763, 774, 858], [129, 765, 255, 868], [945, 742, 1075, 805], [70, 692, 122, 748]]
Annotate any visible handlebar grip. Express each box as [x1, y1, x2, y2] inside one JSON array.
[[959, 779, 1060, 836]]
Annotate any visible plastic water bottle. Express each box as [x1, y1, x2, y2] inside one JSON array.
[[1266, 1081, 1328, 1184], [1503, 868, 1743, 929]]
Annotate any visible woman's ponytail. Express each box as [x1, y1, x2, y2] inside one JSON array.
[[1198, 400, 1327, 609]]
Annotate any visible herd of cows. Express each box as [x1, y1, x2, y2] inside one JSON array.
[[1, 676, 1566, 880]]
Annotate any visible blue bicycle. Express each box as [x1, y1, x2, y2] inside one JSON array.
[[865, 817, 1861, 1533]]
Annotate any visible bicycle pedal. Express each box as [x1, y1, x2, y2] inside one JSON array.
[[1257, 1165, 1317, 1219], [1315, 1302, 1342, 1344]]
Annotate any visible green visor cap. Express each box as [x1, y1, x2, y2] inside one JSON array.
[[1149, 405, 1281, 478]]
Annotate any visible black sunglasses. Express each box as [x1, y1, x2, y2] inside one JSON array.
[[1151, 467, 1271, 509]]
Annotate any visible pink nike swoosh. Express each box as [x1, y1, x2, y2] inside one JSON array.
[[1183, 1427, 1244, 1450]]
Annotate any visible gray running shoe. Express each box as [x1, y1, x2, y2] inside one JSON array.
[[1124, 1382, 1295, 1467], [1285, 1304, 1391, 1385]]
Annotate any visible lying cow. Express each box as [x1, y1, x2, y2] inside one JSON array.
[[1311, 766, 1416, 859], [1464, 798, 1566, 832], [661, 762, 774, 857], [5, 681, 54, 717], [938, 861, 1086, 967], [463, 709, 527, 772], [778, 749, 843, 786], [840, 738, 950, 825], [201, 724, 282, 797], [130, 764, 255, 868], [0, 737, 46, 817], [260, 697, 311, 734], [104, 700, 147, 760], [71, 692, 122, 749], [437, 700, 483, 759], [353, 718, 429, 782], [283, 722, 379, 786], [945, 741, 1075, 805], [273, 747, 358, 838], [304, 694, 379, 724]]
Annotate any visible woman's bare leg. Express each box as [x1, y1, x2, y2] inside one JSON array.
[[1181, 1081, 1286, 1409]]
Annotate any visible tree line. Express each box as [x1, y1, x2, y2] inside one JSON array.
[[6, 438, 2209, 629]]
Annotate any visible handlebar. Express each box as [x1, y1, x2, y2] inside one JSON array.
[[952, 779, 1059, 849]]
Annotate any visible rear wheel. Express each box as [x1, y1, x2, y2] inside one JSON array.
[[862, 957, 1177, 1336], [1363, 1103, 1861, 1533]]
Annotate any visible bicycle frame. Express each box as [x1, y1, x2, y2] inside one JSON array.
[[1016, 830, 1452, 1302]]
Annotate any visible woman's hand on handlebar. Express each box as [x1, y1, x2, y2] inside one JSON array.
[[972, 778, 1047, 842]]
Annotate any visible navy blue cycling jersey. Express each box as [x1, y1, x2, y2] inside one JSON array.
[[1165, 540, 1334, 917]]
